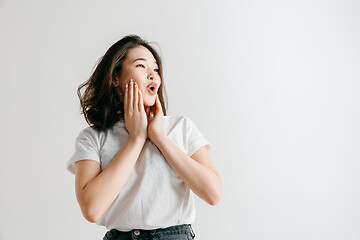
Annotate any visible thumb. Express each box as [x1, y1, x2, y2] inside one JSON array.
[[145, 106, 150, 116], [154, 95, 162, 113]]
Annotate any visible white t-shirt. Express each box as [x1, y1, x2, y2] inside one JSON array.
[[67, 115, 211, 231]]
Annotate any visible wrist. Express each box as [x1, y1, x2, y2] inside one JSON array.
[[129, 136, 147, 145], [149, 130, 167, 143]]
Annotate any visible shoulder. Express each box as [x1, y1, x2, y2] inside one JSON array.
[[76, 125, 106, 145], [164, 114, 193, 128], [78, 125, 100, 137], [164, 115, 201, 134], [164, 114, 193, 123]]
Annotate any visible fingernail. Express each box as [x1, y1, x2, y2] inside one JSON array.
[[130, 79, 133, 82], [134, 81, 137, 86], [126, 83, 128, 88]]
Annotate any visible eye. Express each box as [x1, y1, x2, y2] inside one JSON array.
[[154, 69, 160, 73], [136, 64, 145, 68]]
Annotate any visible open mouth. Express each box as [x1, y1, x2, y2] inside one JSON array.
[[147, 83, 158, 95], [147, 87, 156, 95]]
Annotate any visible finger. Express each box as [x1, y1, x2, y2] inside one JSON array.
[[138, 89, 145, 115], [155, 95, 162, 113], [150, 97, 155, 114], [124, 82, 128, 114], [128, 79, 133, 112], [145, 106, 150, 124], [150, 101, 155, 120], [134, 82, 138, 111], [146, 106, 150, 118]]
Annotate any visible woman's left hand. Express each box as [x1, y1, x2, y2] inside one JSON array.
[[146, 94, 165, 141]]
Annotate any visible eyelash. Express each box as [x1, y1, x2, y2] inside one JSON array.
[[136, 64, 159, 73]]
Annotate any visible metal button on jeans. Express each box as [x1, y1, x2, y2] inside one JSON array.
[[134, 230, 140, 236]]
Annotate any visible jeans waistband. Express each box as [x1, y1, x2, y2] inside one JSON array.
[[105, 224, 195, 239]]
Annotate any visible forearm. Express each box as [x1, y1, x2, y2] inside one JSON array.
[[81, 137, 145, 222], [151, 133, 221, 205]]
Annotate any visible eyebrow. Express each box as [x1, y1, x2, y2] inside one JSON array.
[[133, 58, 157, 64]]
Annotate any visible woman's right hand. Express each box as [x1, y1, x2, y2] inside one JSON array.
[[123, 79, 148, 142]]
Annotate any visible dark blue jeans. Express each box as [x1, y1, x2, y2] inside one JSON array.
[[103, 224, 195, 240]]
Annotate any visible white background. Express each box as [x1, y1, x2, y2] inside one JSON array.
[[1, 0, 359, 239]]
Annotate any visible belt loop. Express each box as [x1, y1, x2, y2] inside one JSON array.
[[189, 225, 195, 238]]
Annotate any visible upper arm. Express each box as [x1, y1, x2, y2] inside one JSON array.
[[74, 160, 101, 212], [190, 145, 220, 178]]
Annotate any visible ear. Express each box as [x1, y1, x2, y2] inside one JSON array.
[[112, 76, 119, 87]]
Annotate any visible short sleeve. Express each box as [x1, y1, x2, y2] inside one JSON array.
[[66, 128, 101, 175], [185, 116, 212, 157]]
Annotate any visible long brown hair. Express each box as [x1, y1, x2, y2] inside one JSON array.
[[77, 35, 168, 131]]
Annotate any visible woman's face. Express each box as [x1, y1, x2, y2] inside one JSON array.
[[115, 46, 161, 107]]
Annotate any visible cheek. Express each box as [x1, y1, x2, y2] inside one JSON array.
[[119, 64, 136, 80]]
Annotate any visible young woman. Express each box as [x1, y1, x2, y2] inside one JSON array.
[[67, 35, 222, 240]]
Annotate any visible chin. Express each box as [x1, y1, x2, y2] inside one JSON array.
[[144, 98, 155, 107]]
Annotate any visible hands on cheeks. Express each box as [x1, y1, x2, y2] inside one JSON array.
[[146, 94, 165, 141], [123, 78, 165, 143]]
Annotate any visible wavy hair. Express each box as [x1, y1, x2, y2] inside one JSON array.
[[77, 35, 168, 131]]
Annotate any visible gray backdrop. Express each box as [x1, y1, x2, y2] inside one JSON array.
[[1, 0, 359, 239]]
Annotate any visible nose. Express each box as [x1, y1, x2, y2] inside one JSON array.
[[147, 67, 159, 81], [148, 72, 154, 80]]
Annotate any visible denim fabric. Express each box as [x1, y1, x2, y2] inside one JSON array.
[[103, 224, 195, 240]]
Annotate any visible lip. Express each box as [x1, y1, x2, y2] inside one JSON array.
[[147, 82, 159, 95]]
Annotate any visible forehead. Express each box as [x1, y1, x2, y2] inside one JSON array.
[[126, 46, 157, 63]]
